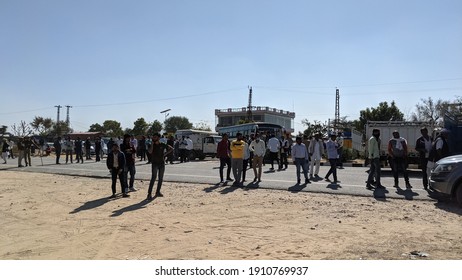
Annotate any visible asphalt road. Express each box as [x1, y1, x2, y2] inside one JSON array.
[[0, 154, 435, 202]]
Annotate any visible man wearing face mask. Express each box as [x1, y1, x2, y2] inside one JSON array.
[[366, 129, 384, 190], [249, 133, 266, 182]]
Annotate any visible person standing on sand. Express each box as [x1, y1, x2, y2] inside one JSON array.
[[120, 134, 137, 192], [147, 133, 173, 201], [106, 143, 129, 198]]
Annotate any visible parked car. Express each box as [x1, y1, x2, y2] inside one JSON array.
[[429, 154, 462, 206]]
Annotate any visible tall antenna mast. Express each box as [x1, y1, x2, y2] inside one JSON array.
[[247, 86, 253, 122], [55, 105, 62, 136], [65, 105, 72, 126], [334, 88, 340, 129]]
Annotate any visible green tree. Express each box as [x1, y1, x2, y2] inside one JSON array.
[[0, 125, 7, 135], [132, 117, 149, 136], [354, 101, 404, 133], [147, 120, 163, 135], [30, 116, 53, 136], [102, 120, 123, 137], [50, 121, 72, 137], [164, 116, 192, 133], [89, 123, 105, 133]]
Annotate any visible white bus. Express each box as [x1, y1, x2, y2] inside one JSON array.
[[217, 122, 284, 139]]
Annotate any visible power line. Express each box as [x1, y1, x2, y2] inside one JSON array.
[[73, 87, 245, 108]]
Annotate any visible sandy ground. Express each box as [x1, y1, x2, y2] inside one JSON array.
[[1, 170, 461, 260]]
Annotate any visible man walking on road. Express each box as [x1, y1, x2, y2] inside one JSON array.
[[324, 133, 339, 183]]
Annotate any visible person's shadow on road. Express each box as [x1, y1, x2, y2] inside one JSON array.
[[395, 186, 419, 200]]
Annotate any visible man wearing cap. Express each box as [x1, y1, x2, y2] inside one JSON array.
[[427, 129, 450, 180], [388, 130, 410, 188]]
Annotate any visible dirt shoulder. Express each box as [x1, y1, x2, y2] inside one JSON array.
[[1, 171, 461, 260]]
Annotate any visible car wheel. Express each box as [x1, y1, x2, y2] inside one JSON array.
[[456, 183, 462, 207], [188, 151, 196, 161]]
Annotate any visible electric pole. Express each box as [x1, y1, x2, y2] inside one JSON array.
[[246, 86, 253, 122], [65, 105, 72, 127], [55, 105, 62, 136], [334, 88, 340, 129]]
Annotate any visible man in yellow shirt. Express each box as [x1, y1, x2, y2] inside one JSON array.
[[230, 133, 246, 186]]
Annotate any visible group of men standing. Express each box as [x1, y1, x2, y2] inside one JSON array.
[[366, 127, 450, 190], [106, 133, 173, 201], [1, 136, 34, 167], [216, 132, 345, 186], [53, 136, 102, 165]]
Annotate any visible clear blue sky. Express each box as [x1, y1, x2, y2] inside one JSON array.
[[1, 0, 461, 134]]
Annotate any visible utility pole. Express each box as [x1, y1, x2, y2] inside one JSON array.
[[246, 86, 253, 122], [55, 105, 62, 136], [65, 105, 72, 127], [334, 88, 340, 129]]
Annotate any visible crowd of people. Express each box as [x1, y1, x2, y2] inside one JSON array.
[[1, 126, 452, 201], [366, 127, 450, 191], [216, 131, 345, 187]]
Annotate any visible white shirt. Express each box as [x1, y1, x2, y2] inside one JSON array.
[[267, 137, 280, 153], [292, 143, 308, 160], [130, 138, 138, 149], [113, 152, 119, 169], [249, 139, 266, 157], [186, 138, 193, 150]]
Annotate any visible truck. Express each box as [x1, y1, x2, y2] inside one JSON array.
[[443, 112, 462, 155], [175, 129, 221, 160], [365, 121, 433, 164]]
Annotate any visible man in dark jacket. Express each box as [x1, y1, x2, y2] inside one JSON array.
[[120, 134, 137, 192], [106, 143, 129, 198], [415, 127, 433, 189], [75, 137, 83, 163], [54, 137, 62, 164]]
